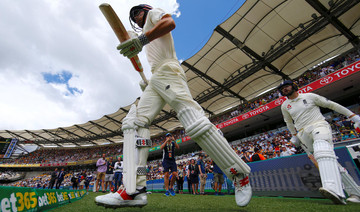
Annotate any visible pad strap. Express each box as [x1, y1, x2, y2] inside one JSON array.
[[136, 137, 152, 147], [137, 166, 147, 175]]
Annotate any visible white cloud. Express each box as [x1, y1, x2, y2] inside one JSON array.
[[0, 0, 180, 130]]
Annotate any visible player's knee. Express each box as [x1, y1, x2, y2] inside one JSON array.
[[177, 107, 211, 138], [177, 107, 212, 138], [135, 118, 150, 129], [313, 139, 336, 160], [312, 128, 332, 142]]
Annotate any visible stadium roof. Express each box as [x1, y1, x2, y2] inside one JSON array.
[[1, 0, 359, 147]]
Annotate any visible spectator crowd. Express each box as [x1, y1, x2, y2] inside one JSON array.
[[1, 49, 360, 193]]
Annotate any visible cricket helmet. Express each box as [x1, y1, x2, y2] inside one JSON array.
[[277, 80, 298, 96], [129, 4, 153, 32]]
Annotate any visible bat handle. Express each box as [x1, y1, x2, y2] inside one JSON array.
[[140, 72, 148, 85], [130, 56, 148, 85]]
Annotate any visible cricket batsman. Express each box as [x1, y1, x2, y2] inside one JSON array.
[[95, 4, 252, 208], [278, 80, 360, 204]]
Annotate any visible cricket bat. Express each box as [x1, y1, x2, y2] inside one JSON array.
[[99, 3, 148, 84]]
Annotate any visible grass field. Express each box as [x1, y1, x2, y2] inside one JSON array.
[[51, 192, 360, 212]]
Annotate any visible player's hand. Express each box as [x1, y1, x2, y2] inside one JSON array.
[[117, 34, 149, 59], [350, 115, 360, 133], [117, 37, 143, 59], [290, 135, 301, 147]]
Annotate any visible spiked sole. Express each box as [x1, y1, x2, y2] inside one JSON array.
[[319, 187, 346, 205]]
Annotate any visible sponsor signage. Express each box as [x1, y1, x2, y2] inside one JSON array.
[[0, 187, 86, 212], [216, 60, 360, 129], [146, 147, 360, 197]]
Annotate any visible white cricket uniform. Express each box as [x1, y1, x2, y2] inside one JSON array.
[[125, 9, 251, 205], [281, 92, 360, 200], [281, 93, 353, 151], [137, 8, 203, 125]]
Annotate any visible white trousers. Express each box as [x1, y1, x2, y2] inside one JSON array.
[[297, 121, 345, 198], [137, 60, 203, 125], [297, 121, 333, 153]]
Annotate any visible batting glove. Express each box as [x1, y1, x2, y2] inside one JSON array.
[[117, 34, 149, 59], [350, 115, 360, 133], [290, 135, 301, 147]]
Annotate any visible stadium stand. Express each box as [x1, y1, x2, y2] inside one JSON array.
[[1, 3, 360, 206], [1, 49, 360, 187]]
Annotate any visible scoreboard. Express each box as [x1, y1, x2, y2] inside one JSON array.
[[0, 137, 18, 158]]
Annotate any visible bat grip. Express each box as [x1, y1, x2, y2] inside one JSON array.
[[140, 72, 148, 85], [130, 57, 148, 85]]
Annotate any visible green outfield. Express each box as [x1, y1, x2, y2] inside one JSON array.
[[51, 192, 360, 212]]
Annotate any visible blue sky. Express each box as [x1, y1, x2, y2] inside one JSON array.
[[174, 0, 245, 60], [42, 71, 83, 96], [0, 0, 246, 131], [39, 1, 247, 98]]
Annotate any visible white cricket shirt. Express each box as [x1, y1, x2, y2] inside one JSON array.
[[281, 93, 353, 134], [142, 8, 178, 71]]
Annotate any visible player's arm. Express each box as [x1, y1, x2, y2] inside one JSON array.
[[144, 14, 175, 42], [281, 105, 297, 135], [313, 93, 360, 129], [313, 93, 353, 117], [117, 13, 175, 59], [281, 105, 301, 146]]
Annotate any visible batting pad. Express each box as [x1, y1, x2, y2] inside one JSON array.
[[177, 107, 250, 179], [121, 104, 138, 194], [338, 163, 360, 196], [135, 127, 151, 188], [313, 139, 345, 198]]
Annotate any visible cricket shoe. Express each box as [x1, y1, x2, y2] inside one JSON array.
[[233, 174, 252, 207], [319, 187, 346, 205], [95, 187, 147, 208], [169, 188, 176, 196], [346, 194, 360, 203]]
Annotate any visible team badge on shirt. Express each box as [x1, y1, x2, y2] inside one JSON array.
[[287, 104, 292, 110]]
